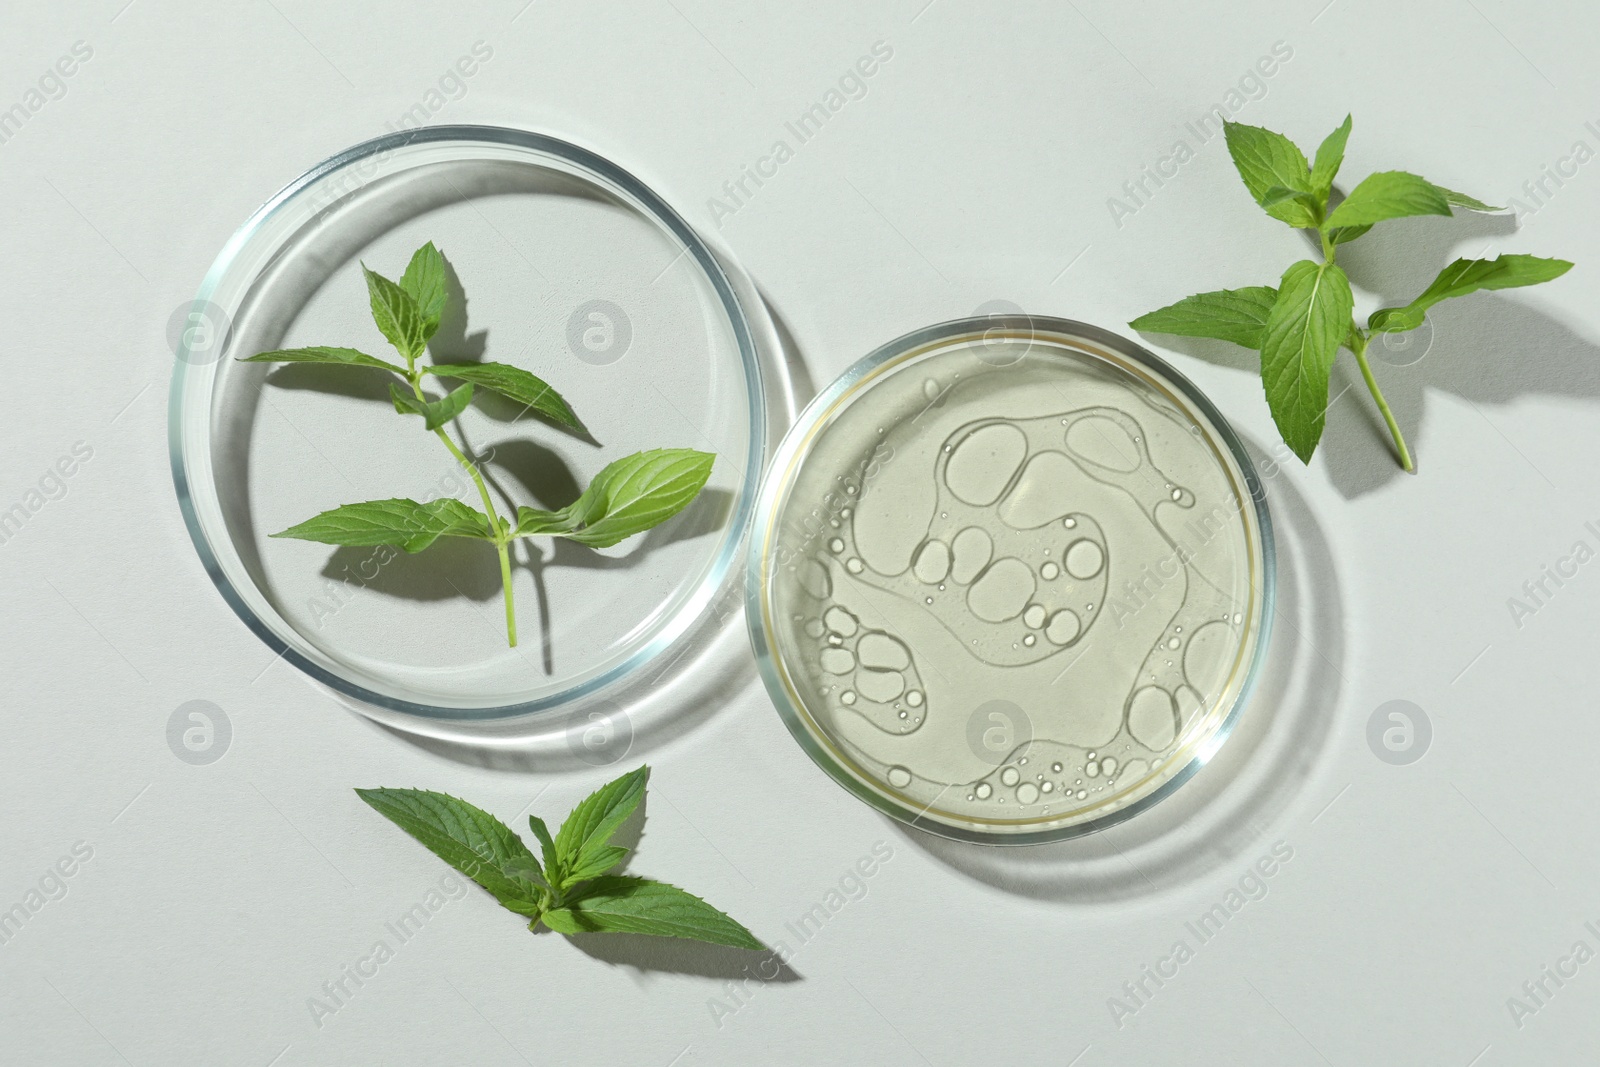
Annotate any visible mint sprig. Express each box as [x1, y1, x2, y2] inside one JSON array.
[[242, 241, 714, 646], [356, 766, 764, 951], [1131, 115, 1573, 472]]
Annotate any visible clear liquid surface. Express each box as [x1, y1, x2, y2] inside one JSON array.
[[765, 334, 1262, 831]]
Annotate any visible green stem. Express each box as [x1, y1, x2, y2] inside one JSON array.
[[496, 540, 517, 647], [407, 369, 520, 645], [1348, 331, 1415, 473]]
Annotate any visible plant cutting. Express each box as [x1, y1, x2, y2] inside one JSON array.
[[242, 242, 713, 647], [357, 766, 763, 949], [1131, 115, 1573, 471]]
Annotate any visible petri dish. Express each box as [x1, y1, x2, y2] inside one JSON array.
[[747, 316, 1274, 843], [170, 126, 780, 730]]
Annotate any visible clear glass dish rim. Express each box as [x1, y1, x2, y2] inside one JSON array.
[[745, 315, 1276, 845], [168, 124, 768, 722]]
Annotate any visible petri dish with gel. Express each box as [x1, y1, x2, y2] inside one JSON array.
[[747, 316, 1273, 843]]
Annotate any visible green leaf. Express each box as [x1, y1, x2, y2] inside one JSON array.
[[390, 381, 474, 431], [1222, 121, 1318, 227], [363, 265, 427, 361], [1260, 259, 1355, 463], [354, 789, 545, 914], [1368, 255, 1574, 332], [400, 242, 449, 339], [1328, 223, 1373, 246], [563, 450, 716, 549], [1309, 114, 1352, 198], [239, 346, 405, 375], [524, 449, 715, 549], [561, 845, 630, 888], [425, 362, 582, 431], [1436, 185, 1503, 213], [1260, 186, 1318, 209], [541, 876, 764, 950], [1129, 286, 1279, 349], [272, 497, 494, 553], [1323, 171, 1451, 229], [497, 853, 550, 894], [527, 815, 561, 884], [555, 766, 648, 871], [514, 506, 578, 538]]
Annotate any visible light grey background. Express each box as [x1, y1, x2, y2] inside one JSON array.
[[3, 0, 1597, 1064]]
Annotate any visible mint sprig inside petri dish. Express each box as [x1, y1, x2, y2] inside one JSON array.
[[241, 242, 714, 648]]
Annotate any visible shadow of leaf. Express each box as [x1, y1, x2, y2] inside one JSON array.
[[1320, 291, 1600, 498], [559, 930, 797, 982], [483, 439, 583, 511], [1336, 210, 1520, 305], [266, 362, 395, 402], [427, 253, 488, 364], [318, 537, 503, 603]]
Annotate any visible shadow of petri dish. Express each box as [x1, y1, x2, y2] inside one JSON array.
[[170, 127, 795, 748]]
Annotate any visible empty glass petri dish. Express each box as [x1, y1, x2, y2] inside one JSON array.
[[170, 127, 779, 731], [747, 316, 1273, 843]]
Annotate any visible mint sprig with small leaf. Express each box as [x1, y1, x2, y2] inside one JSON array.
[[242, 242, 714, 646], [356, 766, 764, 950], [1131, 115, 1573, 472]]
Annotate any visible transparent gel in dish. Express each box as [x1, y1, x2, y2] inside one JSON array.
[[749, 319, 1273, 843]]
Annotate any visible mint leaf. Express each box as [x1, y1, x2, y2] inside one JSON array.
[[1223, 121, 1318, 227], [1144, 115, 1573, 474], [272, 497, 493, 553], [1310, 114, 1352, 198], [359, 771, 764, 951], [1328, 222, 1373, 246], [400, 242, 448, 339], [391, 381, 474, 431], [561, 846, 630, 888], [355, 788, 545, 915], [527, 449, 716, 549], [527, 814, 561, 884], [514, 505, 579, 537], [363, 265, 427, 362], [542, 876, 764, 950], [1323, 171, 1450, 229], [1435, 185, 1503, 213], [1369, 255, 1574, 332], [239, 346, 405, 374], [1130, 286, 1278, 349], [260, 242, 713, 650], [425, 361, 582, 430], [1260, 186, 1319, 209], [555, 766, 648, 872], [1260, 259, 1354, 463]]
